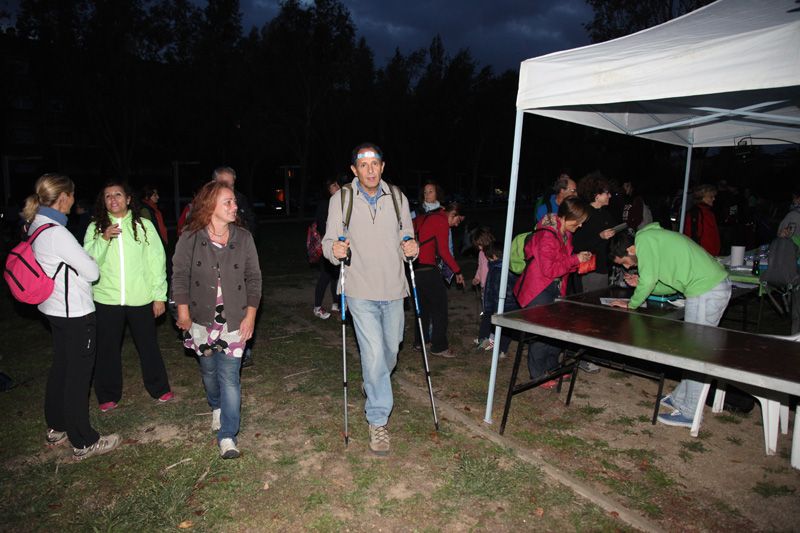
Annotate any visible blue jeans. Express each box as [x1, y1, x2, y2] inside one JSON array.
[[198, 351, 241, 443], [347, 298, 404, 426], [671, 279, 732, 417]]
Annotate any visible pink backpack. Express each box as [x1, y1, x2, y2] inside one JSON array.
[[4, 223, 61, 304]]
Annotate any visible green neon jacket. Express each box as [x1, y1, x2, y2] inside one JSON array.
[[630, 223, 727, 309], [84, 210, 167, 306]]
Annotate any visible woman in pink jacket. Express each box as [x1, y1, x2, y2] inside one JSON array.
[[514, 198, 592, 385]]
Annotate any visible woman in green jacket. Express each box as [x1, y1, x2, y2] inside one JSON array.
[[84, 181, 172, 412]]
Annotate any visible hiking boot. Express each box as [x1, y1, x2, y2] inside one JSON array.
[[73, 434, 120, 461], [368, 424, 390, 456], [657, 409, 693, 428], [431, 348, 456, 359], [578, 361, 601, 373], [46, 428, 67, 446], [660, 394, 676, 409], [99, 401, 118, 413], [313, 306, 331, 320], [158, 391, 174, 403], [219, 438, 240, 459], [330, 302, 339, 313], [211, 408, 221, 432]]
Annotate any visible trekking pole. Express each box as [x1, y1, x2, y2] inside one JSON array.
[[403, 236, 440, 431], [338, 236, 350, 446]]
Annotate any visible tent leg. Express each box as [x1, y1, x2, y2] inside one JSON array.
[[484, 109, 524, 425], [677, 145, 693, 233]]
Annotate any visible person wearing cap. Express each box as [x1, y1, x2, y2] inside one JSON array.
[[323, 142, 418, 456]]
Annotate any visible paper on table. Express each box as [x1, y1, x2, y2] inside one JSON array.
[[599, 297, 647, 309], [611, 222, 628, 233]]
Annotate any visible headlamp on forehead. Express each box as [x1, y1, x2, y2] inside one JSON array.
[[356, 151, 381, 160]]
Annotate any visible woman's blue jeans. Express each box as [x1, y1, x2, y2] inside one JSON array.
[[198, 351, 241, 443], [346, 298, 404, 427]]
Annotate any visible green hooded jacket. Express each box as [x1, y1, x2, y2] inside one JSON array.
[[630, 223, 727, 309], [84, 210, 167, 306]]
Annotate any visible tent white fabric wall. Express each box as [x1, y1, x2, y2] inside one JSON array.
[[484, 0, 800, 423]]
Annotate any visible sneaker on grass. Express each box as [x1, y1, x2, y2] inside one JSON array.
[[431, 348, 456, 358], [219, 438, 240, 459], [578, 361, 601, 373], [330, 302, 339, 313], [313, 306, 331, 320], [657, 409, 693, 428], [660, 394, 676, 409], [158, 391, 174, 403], [46, 429, 67, 446], [73, 434, 120, 461], [98, 401, 118, 413], [368, 424, 390, 456], [211, 408, 221, 432]]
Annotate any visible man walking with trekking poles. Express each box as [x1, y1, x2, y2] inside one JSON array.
[[323, 143, 418, 456]]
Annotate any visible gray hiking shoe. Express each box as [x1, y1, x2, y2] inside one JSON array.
[[368, 424, 390, 456], [46, 428, 67, 446], [431, 348, 456, 359], [73, 434, 120, 461]]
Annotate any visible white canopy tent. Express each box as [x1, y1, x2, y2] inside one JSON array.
[[484, 0, 800, 422]]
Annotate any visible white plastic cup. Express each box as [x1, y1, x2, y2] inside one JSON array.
[[730, 246, 745, 267]]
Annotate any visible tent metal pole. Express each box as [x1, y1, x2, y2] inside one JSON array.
[[678, 145, 693, 233], [484, 108, 525, 424]]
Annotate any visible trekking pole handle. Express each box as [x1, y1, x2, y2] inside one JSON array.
[[338, 235, 352, 264]]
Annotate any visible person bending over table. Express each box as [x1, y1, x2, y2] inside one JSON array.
[[608, 224, 731, 428], [514, 198, 592, 387]]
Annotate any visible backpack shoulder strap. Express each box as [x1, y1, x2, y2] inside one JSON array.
[[340, 183, 354, 229], [387, 183, 403, 230], [28, 223, 58, 243]]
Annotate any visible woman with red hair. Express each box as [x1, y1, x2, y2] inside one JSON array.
[[172, 182, 262, 459]]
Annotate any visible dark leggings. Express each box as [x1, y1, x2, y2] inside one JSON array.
[[94, 302, 171, 404], [45, 313, 100, 448], [314, 260, 340, 307], [526, 281, 563, 379], [413, 267, 449, 352]]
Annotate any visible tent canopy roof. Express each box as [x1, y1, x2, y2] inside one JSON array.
[[516, 0, 800, 147]]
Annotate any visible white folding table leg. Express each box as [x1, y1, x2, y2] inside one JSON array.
[[712, 386, 726, 413], [690, 382, 712, 438], [780, 403, 789, 435], [792, 408, 799, 470], [755, 396, 779, 455]]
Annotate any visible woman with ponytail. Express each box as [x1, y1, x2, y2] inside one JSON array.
[[24, 174, 120, 460]]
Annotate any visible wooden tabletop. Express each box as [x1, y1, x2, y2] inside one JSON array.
[[492, 301, 800, 396]]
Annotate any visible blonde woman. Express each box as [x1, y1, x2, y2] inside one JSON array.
[[23, 174, 119, 460]]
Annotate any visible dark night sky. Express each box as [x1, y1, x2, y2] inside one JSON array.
[[241, 0, 593, 72], [1, 0, 594, 71]]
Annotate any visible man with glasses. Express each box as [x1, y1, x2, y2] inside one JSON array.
[[535, 173, 578, 222]]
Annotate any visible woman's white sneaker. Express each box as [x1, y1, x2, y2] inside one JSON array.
[[219, 438, 240, 459]]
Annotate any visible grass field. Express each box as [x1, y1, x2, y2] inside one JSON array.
[[1, 214, 798, 532]]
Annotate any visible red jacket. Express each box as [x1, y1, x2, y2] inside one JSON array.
[[513, 217, 579, 307], [141, 199, 168, 245], [683, 203, 720, 256], [413, 210, 461, 275]]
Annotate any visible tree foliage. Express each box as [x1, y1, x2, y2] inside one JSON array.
[[584, 0, 715, 43]]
